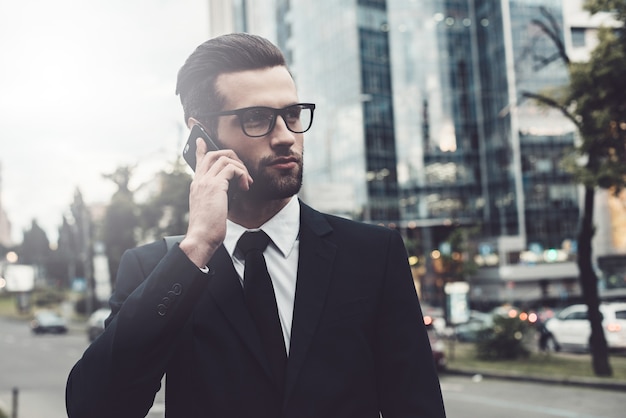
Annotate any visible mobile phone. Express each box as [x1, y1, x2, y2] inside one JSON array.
[[183, 124, 220, 171]]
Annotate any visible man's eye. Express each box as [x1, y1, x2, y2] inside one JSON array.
[[284, 107, 302, 120], [243, 109, 272, 125]]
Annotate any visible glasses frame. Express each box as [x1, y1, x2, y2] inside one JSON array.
[[206, 103, 316, 138]]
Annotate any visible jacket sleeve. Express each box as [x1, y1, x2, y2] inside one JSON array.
[[65, 243, 210, 418], [376, 231, 447, 418]]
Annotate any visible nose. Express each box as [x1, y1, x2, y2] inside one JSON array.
[[269, 114, 297, 147]]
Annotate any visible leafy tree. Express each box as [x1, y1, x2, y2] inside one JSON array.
[[70, 189, 94, 280], [69, 188, 97, 312], [438, 226, 480, 282], [47, 215, 78, 284], [20, 219, 50, 267], [102, 166, 139, 289], [138, 159, 192, 242], [475, 315, 531, 360], [522, 0, 626, 376]]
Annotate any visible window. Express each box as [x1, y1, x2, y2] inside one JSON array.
[[571, 27, 586, 48], [564, 310, 587, 320]]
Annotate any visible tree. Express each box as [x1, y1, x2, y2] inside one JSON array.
[[70, 188, 96, 312], [20, 219, 51, 266], [438, 226, 480, 283], [49, 215, 78, 284], [522, 0, 626, 376], [102, 166, 139, 289], [137, 159, 192, 242]]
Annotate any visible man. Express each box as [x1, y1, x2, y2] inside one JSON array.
[[66, 33, 446, 418]]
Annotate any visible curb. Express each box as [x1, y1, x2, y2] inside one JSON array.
[[442, 367, 626, 392]]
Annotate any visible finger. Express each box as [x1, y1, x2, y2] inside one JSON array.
[[194, 138, 208, 173], [207, 156, 253, 188]]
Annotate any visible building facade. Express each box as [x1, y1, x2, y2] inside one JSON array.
[[207, 0, 625, 307]]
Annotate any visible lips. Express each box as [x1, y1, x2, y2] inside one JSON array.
[[268, 157, 299, 170]]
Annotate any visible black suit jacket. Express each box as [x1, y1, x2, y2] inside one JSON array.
[[66, 202, 446, 417]]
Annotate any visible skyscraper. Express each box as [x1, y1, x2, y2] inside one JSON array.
[[210, 0, 587, 306]]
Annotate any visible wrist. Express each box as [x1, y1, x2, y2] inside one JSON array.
[[179, 236, 216, 269]]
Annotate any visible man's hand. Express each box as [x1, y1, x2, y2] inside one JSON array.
[[179, 137, 253, 268]]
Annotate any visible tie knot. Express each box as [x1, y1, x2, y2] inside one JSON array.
[[237, 230, 271, 256]]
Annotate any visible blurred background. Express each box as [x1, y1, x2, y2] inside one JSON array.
[[2, 0, 625, 323], [1, 0, 626, 416]]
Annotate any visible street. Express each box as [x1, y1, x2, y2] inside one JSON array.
[[440, 374, 625, 418], [0, 316, 165, 417], [1, 316, 624, 417]]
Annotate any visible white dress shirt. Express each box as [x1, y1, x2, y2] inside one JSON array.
[[223, 196, 300, 354]]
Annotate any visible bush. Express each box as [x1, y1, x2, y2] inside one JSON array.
[[475, 315, 531, 360], [33, 288, 65, 307]]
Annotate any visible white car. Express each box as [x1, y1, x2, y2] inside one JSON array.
[[87, 308, 111, 342], [543, 302, 626, 352]]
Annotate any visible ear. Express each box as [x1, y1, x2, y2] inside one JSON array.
[[187, 117, 201, 130]]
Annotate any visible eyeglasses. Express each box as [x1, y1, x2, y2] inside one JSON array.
[[207, 103, 315, 138]]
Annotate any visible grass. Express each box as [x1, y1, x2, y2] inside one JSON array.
[[444, 339, 626, 381], [0, 288, 85, 317], [0, 293, 30, 318]]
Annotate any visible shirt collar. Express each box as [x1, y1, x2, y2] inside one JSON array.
[[224, 196, 300, 258]]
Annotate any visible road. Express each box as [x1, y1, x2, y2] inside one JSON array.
[[440, 374, 624, 418], [0, 315, 624, 417], [0, 316, 164, 418]]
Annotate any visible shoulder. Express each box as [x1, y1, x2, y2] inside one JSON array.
[[300, 200, 402, 242], [119, 240, 168, 275]]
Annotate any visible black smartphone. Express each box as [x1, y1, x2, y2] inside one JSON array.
[[183, 124, 220, 171]]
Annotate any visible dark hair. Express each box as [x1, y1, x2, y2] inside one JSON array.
[[176, 33, 287, 130]]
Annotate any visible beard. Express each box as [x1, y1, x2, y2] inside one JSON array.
[[237, 152, 303, 201]]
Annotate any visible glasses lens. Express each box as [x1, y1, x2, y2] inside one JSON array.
[[284, 104, 313, 134], [241, 108, 274, 137], [239, 104, 314, 137]]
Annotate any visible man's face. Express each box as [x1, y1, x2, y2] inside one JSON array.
[[214, 66, 304, 201]]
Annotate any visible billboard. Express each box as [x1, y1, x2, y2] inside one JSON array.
[[2, 264, 36, 292]]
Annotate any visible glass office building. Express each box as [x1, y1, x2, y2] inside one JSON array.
[[388, 0, 577, 248], [213, 0, 581, 304], [275, 0, 400, 222]]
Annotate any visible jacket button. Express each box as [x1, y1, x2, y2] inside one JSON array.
[[157, 304, 167, 316], [171, 283, 183, 295]]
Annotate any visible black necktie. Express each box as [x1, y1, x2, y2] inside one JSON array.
[[237, 231, 287, 391]]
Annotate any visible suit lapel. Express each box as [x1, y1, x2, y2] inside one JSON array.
[[284, 203, 336, 402], [203, 245, 274, 381]]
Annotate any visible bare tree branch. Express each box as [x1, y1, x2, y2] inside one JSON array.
[[520, 91, 582, 130], [531, 7, 570, 66]]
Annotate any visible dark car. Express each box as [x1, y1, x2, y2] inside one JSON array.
[[30, 310, 68, 334], [427, 327, 446, 371], [87, 308, 111, 342], [454, 311, 493, 342]]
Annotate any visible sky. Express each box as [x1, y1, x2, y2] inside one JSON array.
[[0, 0, 211, 244]]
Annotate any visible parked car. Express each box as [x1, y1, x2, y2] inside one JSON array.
[[427, 327, 447, 371], [490, 304, 537, 323], [454, 310, 493, 342], [543, 302, 626, 352], [30, 310, 68, 335], [87, 308, 111, 342], [421, 305, 448, 335]]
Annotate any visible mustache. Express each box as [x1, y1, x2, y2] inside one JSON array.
[[259, 151, 302, 167]]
